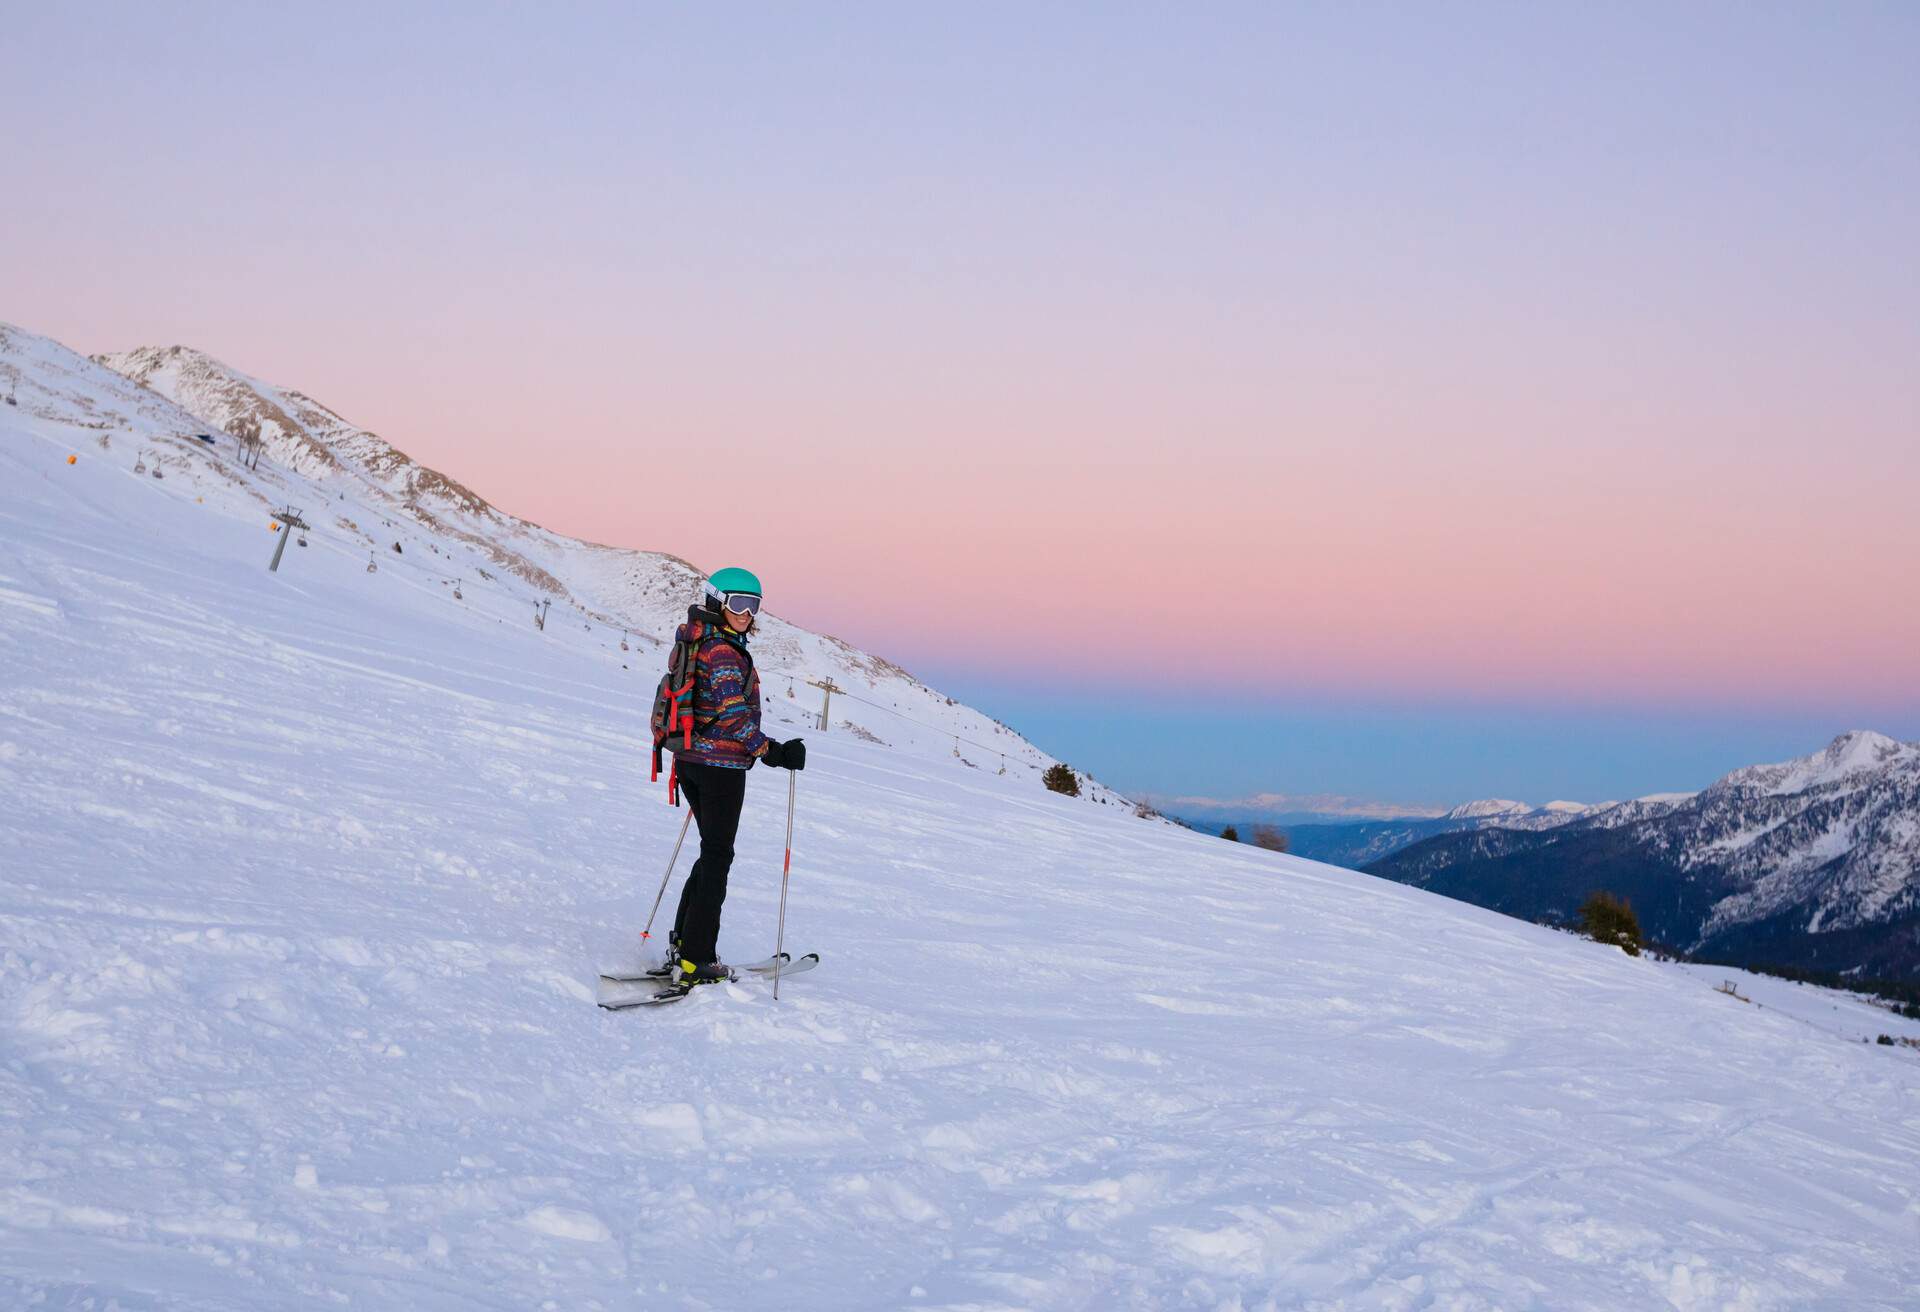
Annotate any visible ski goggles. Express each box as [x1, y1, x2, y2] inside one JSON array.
[[720, 592, 762, 616]]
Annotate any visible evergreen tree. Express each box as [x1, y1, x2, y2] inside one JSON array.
[[1577, 891, 1643, 956]]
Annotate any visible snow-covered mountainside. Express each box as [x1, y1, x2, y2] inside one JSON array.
[[1370, 732, 1920, 979], [1715, 730, 1917, 798], [0, 323, 1125, 802], [7, 324, 1920, 1307]]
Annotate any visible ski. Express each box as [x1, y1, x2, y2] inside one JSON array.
[[597, 953, 820, 1011], [599, 951, 789, 985], [600, 983, 693, 1009], [761, 952, 820, 980]]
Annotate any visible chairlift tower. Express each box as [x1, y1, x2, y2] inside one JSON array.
[[806, 677, 843, 731], [268, 506, 310, 573]]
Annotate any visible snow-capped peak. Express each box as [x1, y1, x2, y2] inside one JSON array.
[[1712, 730, 1917, 798], [1442, 798, 1532, 820]]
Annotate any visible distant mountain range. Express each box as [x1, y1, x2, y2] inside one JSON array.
[[1157, 794, 1449, 826], [1273, 797, 1646, 867], [1364, 732, 1920, 981]]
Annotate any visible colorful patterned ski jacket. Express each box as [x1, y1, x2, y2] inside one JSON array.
[[669, 607, 770, 769]]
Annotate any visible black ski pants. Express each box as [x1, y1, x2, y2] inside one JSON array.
[[671, 760, 747, 964]]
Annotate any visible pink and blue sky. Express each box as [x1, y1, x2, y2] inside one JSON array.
[[8, 2, 1917, 809]]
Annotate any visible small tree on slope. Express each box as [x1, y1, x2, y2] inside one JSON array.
[[1250, 824, 1290, 854], [1577, 891, 1643, 957], [1042, 763, 1080, 797]]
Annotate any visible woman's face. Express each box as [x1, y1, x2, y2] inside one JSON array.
[[724, 605, 754, 633]]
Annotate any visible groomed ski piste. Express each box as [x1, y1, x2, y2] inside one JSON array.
[[5, 345, 1920, 1310]]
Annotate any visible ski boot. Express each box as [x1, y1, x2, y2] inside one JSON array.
[[675, 957, 735, 987]]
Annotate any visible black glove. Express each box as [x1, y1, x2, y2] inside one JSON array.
[[762, 738, 806, 771]]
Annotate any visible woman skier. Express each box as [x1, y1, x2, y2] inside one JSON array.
[[662, 566, 805, 986]]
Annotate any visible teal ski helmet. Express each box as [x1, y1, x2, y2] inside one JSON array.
[[703, 566, 763, 615]]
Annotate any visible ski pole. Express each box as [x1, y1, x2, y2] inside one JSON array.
[[773, 771, 796, 1000], [639, 808, 693, 951]]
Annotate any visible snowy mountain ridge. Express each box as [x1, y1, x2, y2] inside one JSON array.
[[1690, 731, 1920, 934], [1440, 798, 1532, 821], [1710, 728, 1917, 799], [0, 321, 1127, 805], [1370, 731, 1920, 978], [1446, 797, 1623, 832]]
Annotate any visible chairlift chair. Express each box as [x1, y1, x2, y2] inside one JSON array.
[[367, 553, 379, 574], [453, 580, 463, 600]]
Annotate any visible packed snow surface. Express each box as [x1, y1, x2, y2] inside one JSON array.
[[6, 382, 1920, 1309]]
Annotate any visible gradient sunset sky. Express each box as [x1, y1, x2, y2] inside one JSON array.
[[8, 3, 1917, 810]]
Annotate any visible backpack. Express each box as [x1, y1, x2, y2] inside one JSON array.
[[647, 617, 759, 804], [649, 622, 706, 804]]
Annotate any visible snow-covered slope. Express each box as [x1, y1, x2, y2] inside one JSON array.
[[0, 324, 1125, 801], [6, 329, 1920, 1308]]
